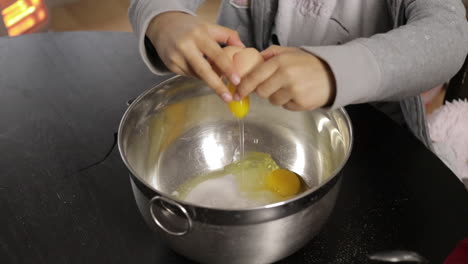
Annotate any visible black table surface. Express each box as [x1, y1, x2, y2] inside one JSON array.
[[1, 32, 467, 264]]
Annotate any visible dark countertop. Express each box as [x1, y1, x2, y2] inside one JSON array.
[[0, 32, 467, 264]]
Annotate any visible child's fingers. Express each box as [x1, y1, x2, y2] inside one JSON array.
[[255, 68, 285, 99], [208, 24, 245, 48], [283, 100, 318, 111], [184, 47, 231, 102], [237, 61, 278, 98], [283, 101, 304, 111], [260, 45, 293, 60], [260, 45, 280, 60], [201, 37, 241, 85], [164, 53, 196, 77], [268, 89, 292, 106]]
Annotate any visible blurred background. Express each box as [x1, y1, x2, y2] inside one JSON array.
[[0, 0, 466, 37], [0, 0, 468, 36], [0, 0, 220, 37]]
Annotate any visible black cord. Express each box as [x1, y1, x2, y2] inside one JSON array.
[[78, 132, 118, 172]]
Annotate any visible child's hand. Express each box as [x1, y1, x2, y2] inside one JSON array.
[[147, 12, 244, 102], [236, 45, 336, 111]]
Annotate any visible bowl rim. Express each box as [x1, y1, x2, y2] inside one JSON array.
[[118, 75, 354, 214]]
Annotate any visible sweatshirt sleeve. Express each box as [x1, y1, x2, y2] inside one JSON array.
[[301, 0, 468, 109], [128, 0, 204, 74]]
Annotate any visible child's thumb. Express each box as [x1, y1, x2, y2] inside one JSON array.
[[208, 24, 245, 47], [261, 45, 289, 60]]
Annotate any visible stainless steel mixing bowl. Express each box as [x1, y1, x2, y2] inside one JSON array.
[[118, 76, 353, 264]]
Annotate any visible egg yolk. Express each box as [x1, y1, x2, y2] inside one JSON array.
[[227, 82, 249, 119], [265, 169, 301, 197], [174, 152, 307, 208]]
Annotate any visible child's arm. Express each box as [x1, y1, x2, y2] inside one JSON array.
[[301, 0, 468, 109], [128, 0, 243, 102], [239, 0, 468, 110]]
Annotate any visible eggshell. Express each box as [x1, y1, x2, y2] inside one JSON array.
[[222, 46, 263, 77], [233, 48, 264, 77]]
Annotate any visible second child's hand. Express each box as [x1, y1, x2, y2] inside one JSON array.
[[236, 45, 336, 111]]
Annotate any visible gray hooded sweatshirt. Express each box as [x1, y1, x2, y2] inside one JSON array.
[[128, 0, 468, 149]]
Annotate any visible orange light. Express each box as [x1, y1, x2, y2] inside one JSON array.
[[8, 16, 35, 36], [37, 8, 45, 21], [4, 6, 36, 27], [2, 0, 27, 15], [3, 2, 28, 24], [2, 0, 46, 36]]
